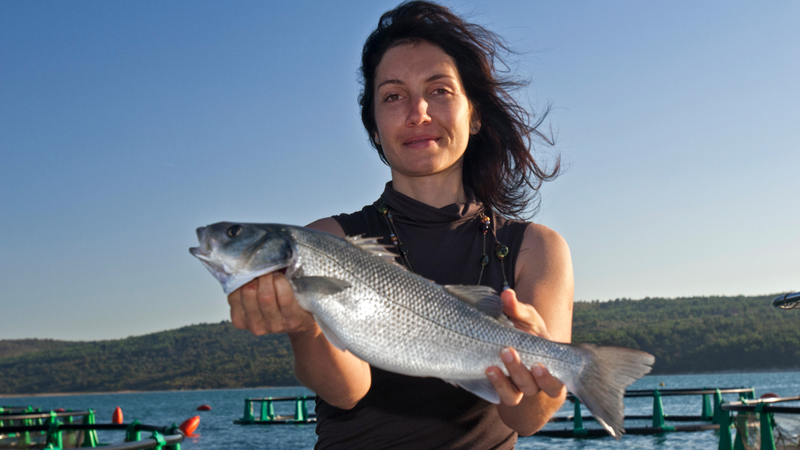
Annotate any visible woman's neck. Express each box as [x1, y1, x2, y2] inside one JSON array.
[[390, 168, 467, 208]]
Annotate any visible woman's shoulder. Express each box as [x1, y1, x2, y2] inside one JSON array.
[[522, 222, 568, 251], [495, 217, 568, 256], [307, 203, 382, 239], [516, 222, 571, 273], [306, 217, 346, 238]]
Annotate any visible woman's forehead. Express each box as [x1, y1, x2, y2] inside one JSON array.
[[375, 41, 461, 86]]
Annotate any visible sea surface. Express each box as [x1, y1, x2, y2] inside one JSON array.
[[4, 371, 799, 449]]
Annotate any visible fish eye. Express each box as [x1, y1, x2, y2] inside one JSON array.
[[226, 224, 243, 238]]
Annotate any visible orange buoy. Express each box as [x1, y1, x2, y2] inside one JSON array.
[[196, 404, 212, 411], [180, 416, 200, 435], [761, 392, 780, 399], [112, 406, 123, 424], [54, 408, 66, 412]]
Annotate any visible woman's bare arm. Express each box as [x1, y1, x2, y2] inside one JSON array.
[[486, 223, 574, 435]]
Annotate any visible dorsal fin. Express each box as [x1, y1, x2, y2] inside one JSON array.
[[443, 285, 515, 328], [346, 235, 407, 270]]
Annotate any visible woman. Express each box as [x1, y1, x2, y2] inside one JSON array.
[[227, 2, 573, 448]]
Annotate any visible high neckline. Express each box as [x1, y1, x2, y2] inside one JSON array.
[[377, 182, 484, 225]]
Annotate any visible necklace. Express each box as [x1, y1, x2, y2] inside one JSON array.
[[376, 200, 510, 290]]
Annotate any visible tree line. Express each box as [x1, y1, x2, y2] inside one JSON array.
[[1, 294, 797, 395]]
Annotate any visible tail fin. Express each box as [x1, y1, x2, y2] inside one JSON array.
[[567, 344, 655, 439]]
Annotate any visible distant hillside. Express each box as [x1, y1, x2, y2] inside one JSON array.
[[1, 294, 797, 395], [572, 293, 800, 374], [0, 339, 81, 359], [0, 322, 297, 395]]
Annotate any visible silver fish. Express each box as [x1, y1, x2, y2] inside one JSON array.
[[190, 222, 654, 438]]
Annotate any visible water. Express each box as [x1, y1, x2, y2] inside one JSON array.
[[4, 371, 799, 449]]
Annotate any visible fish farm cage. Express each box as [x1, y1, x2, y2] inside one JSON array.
[[234, 387, 757, 436], [719, 395, 800, 450], [0, 407, 184, 450], [537, 387, 754, 437], [234, 396, 317, 425]]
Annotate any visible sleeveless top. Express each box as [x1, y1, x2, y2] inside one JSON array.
[[313, 183, 531, 450]]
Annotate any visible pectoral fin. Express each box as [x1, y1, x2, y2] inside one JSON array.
[[443, 285, 515, 327], [292, 276, 352, 297], [290, 277, 351, 352]]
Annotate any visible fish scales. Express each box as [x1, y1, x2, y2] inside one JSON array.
[[292, 226, 578, 379], [190, 222, 655, 439]]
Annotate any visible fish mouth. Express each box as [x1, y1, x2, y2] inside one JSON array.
[[189, 242, 289, 295], [190, 245, 227, 280]]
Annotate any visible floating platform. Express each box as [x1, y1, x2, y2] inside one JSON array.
[[536, 387, 755, 438], [0, 407, 184, 449], [234, 396, 317, 425], [719, 394, 800, 450]]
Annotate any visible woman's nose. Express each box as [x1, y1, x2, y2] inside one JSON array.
[[406, 95, 431, 127]]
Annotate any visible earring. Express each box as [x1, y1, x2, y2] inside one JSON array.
[[374, 135, 381, 146]]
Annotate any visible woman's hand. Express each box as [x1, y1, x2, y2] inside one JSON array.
[[484, 289, 566, 406], [227, 272, 317, 336]]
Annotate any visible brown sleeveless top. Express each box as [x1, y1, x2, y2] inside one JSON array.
[[314, 183, 530, 450]]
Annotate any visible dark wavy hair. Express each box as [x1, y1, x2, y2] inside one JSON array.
[[359, 1, 559, 219]]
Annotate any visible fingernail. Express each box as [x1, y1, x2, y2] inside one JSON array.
[[486, 369, 498, 380], [501, 348, 514, 363], [532, 364, 544, 377]]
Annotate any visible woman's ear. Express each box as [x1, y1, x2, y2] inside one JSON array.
[[469, 108, 481, 135], [470, 118, 481, 135]]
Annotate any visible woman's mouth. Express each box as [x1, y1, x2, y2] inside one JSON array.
[[404, 136, 438, 147]]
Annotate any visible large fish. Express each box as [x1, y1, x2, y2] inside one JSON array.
[[190, 222, 654, 438]]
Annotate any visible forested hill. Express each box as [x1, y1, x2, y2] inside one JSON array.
[[2, 294, 798, 395], [0, 322, 298, 395], [572, 293, 799, 374]]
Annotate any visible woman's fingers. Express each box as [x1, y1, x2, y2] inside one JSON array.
[[486, 348, 538, 405], [274, 273, 314, 331], [485, 347, 565, 406], [240, 278, 269, 335], [486, 365, 523, 406], [501, 348, 541, 397], [255, 273, 285, 330], [227, 288, 246, 330], [227, 273, 315, 335], [531, 363, 566, 398]]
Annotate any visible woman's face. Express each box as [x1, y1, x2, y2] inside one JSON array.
[[373, 40, 475, 180]]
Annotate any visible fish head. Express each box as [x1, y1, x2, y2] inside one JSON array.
[[189, 222, 297, 295]]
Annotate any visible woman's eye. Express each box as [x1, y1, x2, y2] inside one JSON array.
[[432, 87, 450, 95], [226, 224, 243, 238], [384, 93, 400, 102]]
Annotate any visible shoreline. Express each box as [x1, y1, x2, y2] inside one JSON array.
[[3, 368, 800, 399], [0, 385, 307, 399]]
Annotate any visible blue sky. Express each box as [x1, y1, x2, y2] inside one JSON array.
[[1, 1, 798, 341]]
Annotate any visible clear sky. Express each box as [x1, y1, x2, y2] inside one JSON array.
[[1, 1, 798, 341]]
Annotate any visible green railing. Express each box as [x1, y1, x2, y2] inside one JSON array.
[[0, 408, 184, 449], [234, 396, 317, 424], [537, 387, 754, 438], [718, 395, 800, 450]]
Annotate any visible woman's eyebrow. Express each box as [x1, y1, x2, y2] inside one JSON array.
[[376, 73, 456, 90], [377, 79, 404, 89], [425, 73, 454, 83]]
